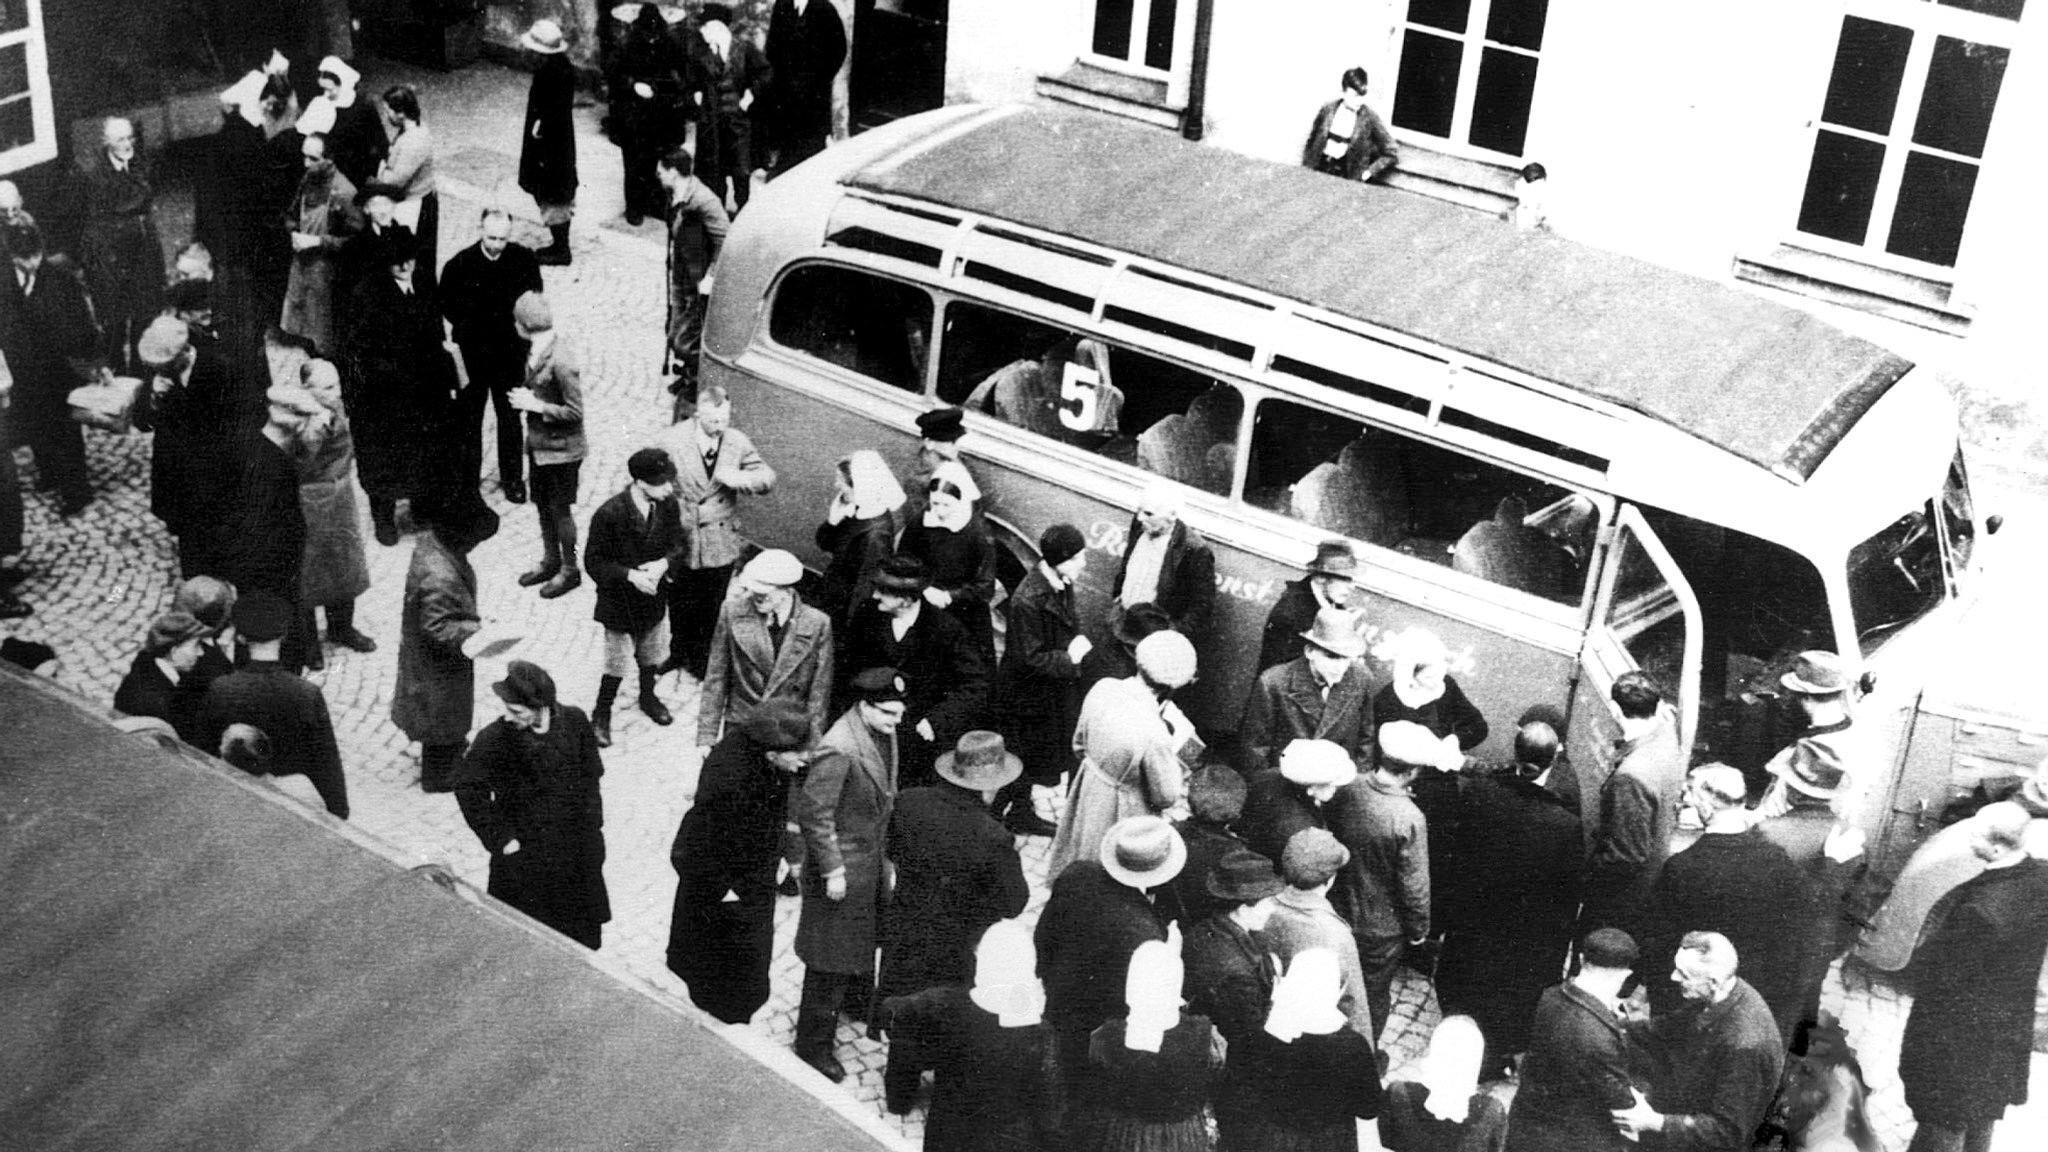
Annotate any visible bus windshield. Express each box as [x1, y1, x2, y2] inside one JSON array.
[[1848, 451, 1972, 654]]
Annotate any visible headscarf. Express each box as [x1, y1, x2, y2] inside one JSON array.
[[841, 450, 907, 520], [1122, 930, 1184, 1053], [1264, 948, 1347, 1042], [968, 919, 1045, 1027], [299, 53, 361, 129], [1389, 626, 1450, 710], [922, 460, 980, 531], [1415, 1014, 1487, 1123]]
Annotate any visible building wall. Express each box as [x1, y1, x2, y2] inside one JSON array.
[[945, 0, 2046, 390]]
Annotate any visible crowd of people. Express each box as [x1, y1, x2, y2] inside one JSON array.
[[6, 9, 2041, 1152]]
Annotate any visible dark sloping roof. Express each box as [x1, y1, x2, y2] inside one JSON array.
[[0, 667, 886, 1152], [846, 107, 1912, 480]]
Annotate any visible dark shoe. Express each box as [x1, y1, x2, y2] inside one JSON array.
[[0, 565, 29, 587], [517, 560, 558, 588], [777, 873, 800, 897], [537, 568, 582, 599], [796, 1048, 845, 1083], [374, 520, 400, 547], [625, 209, 644, 226], [0, 591, 31, 619], [884, 1086, 916, 1116], [640, 693, 673, 726], [1004, 808, 1058, 838], [503, 479, 528, 504], [303, 646, 326, 671], [420, 772, 453, 794], [592, 709, 613, 748], [534, 247, 571, 266], [329, 627, 378, 653], [59, 493, 93, 518]]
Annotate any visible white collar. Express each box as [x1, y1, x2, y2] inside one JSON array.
[[154, 657, 183, 685]]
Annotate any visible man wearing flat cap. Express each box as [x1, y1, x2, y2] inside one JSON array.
[[451, 660, 610, 949], [794, 666, 906, 1082], [699, 547, 834, 750], [1243, 606, 1375, 776], [1262, 826, 1375, 1043], [840, 554, 989, 791], [669, 698, 820, 1023], [585, 447, 690, 747], [1036, 814, 1180, 1099], [875, 730, 1030, 1112], [1258, 538, 1364, 674], [195, 589, 348, 819]]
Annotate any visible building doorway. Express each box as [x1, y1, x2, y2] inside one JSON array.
[[851, 0, 947, 131]]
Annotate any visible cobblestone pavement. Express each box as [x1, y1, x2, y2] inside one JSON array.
[[6, 58, 2044, 1152]]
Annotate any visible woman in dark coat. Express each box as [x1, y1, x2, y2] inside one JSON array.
[[1081, 937, 1221, 1152], [606, 3, 687, 223], [994, 523, 1090, 835], [896, 460, 998, 658], [519, 19, 580, 264], [814, 449, 904, 634], [112, 610, 213, 743], [1226, 947, 1384, 1152], [451, 661, 609, 949], [1373, 627, 1489, 752], [882, 918, 1058, 1152], [393, 489, 497, 792], [666, 699, 816, 1023]]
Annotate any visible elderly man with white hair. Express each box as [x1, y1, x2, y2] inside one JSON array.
[[76, 115, 165, 370], [1112, 482, 1217, 639], [1611, 931, 1784, 1151], [697, 547, 835, 750]]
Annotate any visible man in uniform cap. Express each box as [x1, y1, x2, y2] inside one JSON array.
[[1243, 605, 1375, 776], [195, 588, 348, 819], [793, 666, 907, 1082], [903, 405, 982, 522], [585, 446, 689, 747], [876, 730, 1030, 1111], [1259, 538, 1363, 672], [699, 547, 835, 751]]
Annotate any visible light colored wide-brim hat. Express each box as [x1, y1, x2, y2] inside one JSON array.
[[936, 730, 1024, 792], [1101, 815, 1187, 890], [1300, 606, 1366, 659], [1781, 649, 1850, 696], [522, 19, 569, 54]]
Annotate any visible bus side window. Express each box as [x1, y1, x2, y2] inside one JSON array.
[[1249, 399, 1407, 546], [768, 265, 933, 393]]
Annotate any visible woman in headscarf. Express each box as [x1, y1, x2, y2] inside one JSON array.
[[296, 56, 386, 187], [1379, 1014, 1510, 1152], [896, 459, 998, 658], [1048, 630, 1198, 882], [814, 449, 905, 632], [1081, 932, 1219, 1152], [1224, 947, 1384, 1151], [1373, 627, 1489, 754], [880, 918, 1058, 1152], [1373, 627, 1489, 935]]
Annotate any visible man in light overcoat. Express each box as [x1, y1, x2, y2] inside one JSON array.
[[659, 383, 774, 679], [697, 547, 834, 748]]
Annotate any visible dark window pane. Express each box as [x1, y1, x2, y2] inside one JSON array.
[[0, 2, 24, 35], [1797, 130, 1885, 246], [1913, 37, 2007, 158], [1937, 0, 2025, 19], [1484, 0, 1549, 51], [0, 96, 29, 154], [1407, 0, 1472, 33], [1469, 47, 1537, 155], [1819, 17, 1912, 136], [1886, 151, 1978, 267], [0, 43, 24, 100], [1393, 30, 1462, 138], [1092, 0, 1135, 59], [770, 266, 933, 392], [1143, 0, 1178, 71]]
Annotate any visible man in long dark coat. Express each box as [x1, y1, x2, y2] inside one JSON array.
[[439, 208, 543, 501], [1256, 538, 1361, 673], [876, 730, 1029, 1112], [201, 384, 314, 627], [1899, 802, 2048, 1152], [683, 4, 772, 216], [607, 4, 688, 224], [1505, 928, 1639, 1152], [793, 668, 905, 1082], [0, 220, 99, 518], [74, 117, 164, 371], [667, 699, 817, 1023], [518, 19, 579, 265], [763, 0, 846, 175], [393, 488, 498, 793], [840, 555, 989, 790], [193, 589, 347, 818], [1434, 720, 1583, 1076], [993, 522, 1089, 836], [344, 226, 459, 545], [135, 316, 239, 574], [1581, 671, 1685, 941]]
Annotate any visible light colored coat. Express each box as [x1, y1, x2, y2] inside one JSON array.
[[520, 336, 586, 466], [795, 705, 898, 974], [1047, 676, 1184, 881], [696, 595, 835, 745], [660, 423, 775, 569], [280, 167, 360, 354]]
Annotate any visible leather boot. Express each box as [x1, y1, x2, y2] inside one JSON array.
[[638, 664, 673, 725], [535, 222, 572, 266], [591, 674, 621, 747], [518, 507, 560, 587], [794, 970, 847, 1082], [538, 529, 581, 599]]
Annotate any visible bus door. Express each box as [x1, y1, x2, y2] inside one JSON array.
[[1561, 504, 1703, 844]]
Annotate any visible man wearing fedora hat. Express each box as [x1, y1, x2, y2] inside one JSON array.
[[1258, 538, 1364, 673], [1244, 606, 1376, 776], [1184, 845, 1285, 1056], [1240, 737, 1355, 869], [450, 660, 610, 950], [794, 666, 906, 1082], [1036, 814, 1182, 1099], [668, 698, 820, 1023], [194, 589, 348, 819], [875, 730, 1029, 1112], [1756, 650, 1860, 812], [342, 223, 458, 545], [699, 547, 834, 752], [519, 19, 579, 265], [840, 555, 989, 790]]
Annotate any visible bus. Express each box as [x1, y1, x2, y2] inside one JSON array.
[[700, 102, 2038, 875]]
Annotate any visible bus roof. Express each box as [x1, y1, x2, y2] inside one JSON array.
[[844, 106, 1913, 482]]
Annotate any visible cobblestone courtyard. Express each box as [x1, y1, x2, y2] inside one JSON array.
[[5, 58, 2044, 1152]]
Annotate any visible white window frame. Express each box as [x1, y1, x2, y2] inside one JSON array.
[[1792, 0, 2021, 277], [0, 0, 53, 175], [1082, 0, 1198, 105], [1389, 0, 1547, 162]]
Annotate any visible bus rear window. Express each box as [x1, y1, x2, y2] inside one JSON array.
[[767, 265, 933, 393]]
